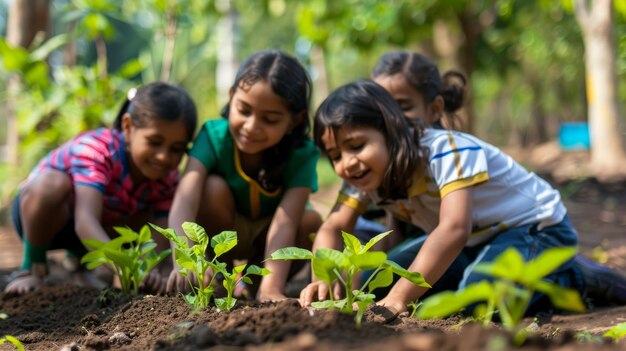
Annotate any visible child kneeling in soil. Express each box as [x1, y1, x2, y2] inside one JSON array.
[[5, 82, 198, 295], [300, 79, 626, 316], [167, 51, 322, 301]]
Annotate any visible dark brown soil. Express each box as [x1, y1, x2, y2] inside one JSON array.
[[1, 146, 626, 350]]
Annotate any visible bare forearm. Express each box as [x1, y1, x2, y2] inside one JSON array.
[[75, 216, 110, 243], [387, 228, 466, 304]]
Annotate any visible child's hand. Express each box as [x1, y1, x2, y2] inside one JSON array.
[[4, 273, 44, 295], [298, 280, 343, 307], [257, 289, 287, 302], [142, 269, 167, 294], [375, 295, 408, 315]]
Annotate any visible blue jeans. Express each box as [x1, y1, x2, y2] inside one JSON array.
[[362, 216, 584, 314]]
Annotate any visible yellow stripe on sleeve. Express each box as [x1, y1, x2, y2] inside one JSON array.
[[336, 193, 369, 214], [440, 172, 489, 198]]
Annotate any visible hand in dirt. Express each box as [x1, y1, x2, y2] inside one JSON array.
[[364, 304, 401, 324], [299, 280, 343, 307], [369, 296, 407, 323], [257, 289, 287, 302], [141, 269, 167, 294], [4, 273, 44, 295]]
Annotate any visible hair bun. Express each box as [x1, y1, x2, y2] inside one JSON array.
[[127, 88, 138, 101]]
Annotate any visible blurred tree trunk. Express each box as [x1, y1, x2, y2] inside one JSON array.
[[5, 0, 50, 166], [455, 8, 485, 135], [432, 20, 473, 133], [310, 45, 329, 110], [216, 2, 240, 108], [574, 0, 626, 181]]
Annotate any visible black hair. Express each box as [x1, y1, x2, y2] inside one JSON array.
[[314, 79, 421, 201], [221, 50, 312, 191], [113, 82, 198, 141], [372, 51, 466, 129]]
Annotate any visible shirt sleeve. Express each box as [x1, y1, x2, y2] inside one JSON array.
[[428, 132, 489, 198], [189, 124, 217, 171], [335, 181, 371, 214], [68, 135, 113, 192]]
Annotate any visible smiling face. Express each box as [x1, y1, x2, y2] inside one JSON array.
[[122, 115, 189, 182], [321, 125, 390, 192], [228, 80, 296, 156], [374, 73, 440, 126]]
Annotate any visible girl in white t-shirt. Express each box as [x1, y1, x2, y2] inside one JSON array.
[[299, 79, 626, 316]]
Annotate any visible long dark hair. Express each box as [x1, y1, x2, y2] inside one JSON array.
[[373, 51, 466, 129], [221, 50, 312, 191], [114, 82, 198, 141], [314, 80, 421, 201]]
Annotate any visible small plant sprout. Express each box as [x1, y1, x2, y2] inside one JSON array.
[[416, 247, 585, 333], [0, 313, 24, 351], [150, 222, 270, 311], [81, 225, 171, 295], [269, 230, 430, 328], [604, 321, 626, 341]]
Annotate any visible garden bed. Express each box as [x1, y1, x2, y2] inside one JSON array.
[[1, 166, 626, 350], [1, 283, 626, 351]]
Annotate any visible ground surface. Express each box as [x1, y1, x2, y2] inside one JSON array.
[[1, 144, 626, 350]]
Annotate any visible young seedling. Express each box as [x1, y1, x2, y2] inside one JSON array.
[[81, 224, 171, 295], [416, 247, 585, 333], [269, 230, 430, 328], [0, 313, 24, 351], [150, 222, 270, 311], [604, 321, 626, 341]]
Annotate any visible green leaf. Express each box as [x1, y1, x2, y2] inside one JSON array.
[[367, 267, 393, 292], [473, 248, 524, 281], [80, 250, 106, 264], [138, 224, 152, 243], [362, 231, 392, 253], [269, 247, 314, 261], [81, 239, 105, 250], [316, 248, 348, 269], [211, 231, 238, 257], [149, 223, 180, 243], [246, 265, 271, 276], [350, 251, 387, 270], [182, 222, 208, 244], [342, 231, 362, 254], [604, 322, 626, 340], [215, 297, 237, 311], [417, 281, 495, 319], [30, 34, 69, 61], [311, 299, 346, 310], [312, 259, 335, 286], [117, 59, 144, 78], [0, 39, 29, 71], [174, 248, 196, 271], [233, 264, 246, 274], [139, 241, 158, 255], [521, 247, 577, 284], [2, 335, 24, 351], [534, 280, 585, 312], [384, 260, 430, 287], [112, 226, 139, 242]]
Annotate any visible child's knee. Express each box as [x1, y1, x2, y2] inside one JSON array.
[[22, 171, 72, 206]]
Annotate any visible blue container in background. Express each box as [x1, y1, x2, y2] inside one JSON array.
[[559, 122, 590, 151]]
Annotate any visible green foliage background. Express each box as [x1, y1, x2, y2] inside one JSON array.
[[0, 0, 625, 211]]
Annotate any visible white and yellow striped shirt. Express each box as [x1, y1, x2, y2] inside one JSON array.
[[337, 128, 566, 246]]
